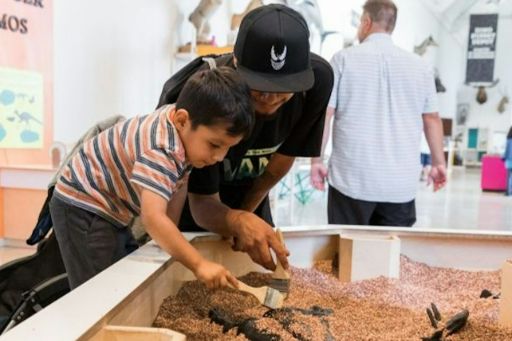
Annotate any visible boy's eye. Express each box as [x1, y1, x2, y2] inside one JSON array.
[[209, 142, 220, 149]]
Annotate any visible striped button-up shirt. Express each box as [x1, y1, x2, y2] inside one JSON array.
[[55, 105, 190, 227], [328, 33, 438, 202]]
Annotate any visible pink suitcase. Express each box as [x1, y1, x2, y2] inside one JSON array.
[[481, 155, 507, 191]]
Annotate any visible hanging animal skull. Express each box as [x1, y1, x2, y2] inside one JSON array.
[[471, 79, 499, 105], [476, 86, 487, 104]]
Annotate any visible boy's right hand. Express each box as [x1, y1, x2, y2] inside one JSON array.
[[193, 259, 239, 289]]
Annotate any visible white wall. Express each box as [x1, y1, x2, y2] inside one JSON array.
[[434, 1, 512, 154], [317, 0, 443, 60], [55, 0, 510, 146], [53, 0, 179, 143]]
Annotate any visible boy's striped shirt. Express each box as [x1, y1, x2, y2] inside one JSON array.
[[54, 105, 190, 227]]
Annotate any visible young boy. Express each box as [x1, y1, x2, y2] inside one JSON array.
[[49, 67, 254, 289]]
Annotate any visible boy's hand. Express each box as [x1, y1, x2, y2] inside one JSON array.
[[193, 259, 239, 289]]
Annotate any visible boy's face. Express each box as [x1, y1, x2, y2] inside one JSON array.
[[172, 109, 242, 168]]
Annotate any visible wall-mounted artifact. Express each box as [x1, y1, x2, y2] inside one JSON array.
[[471, 79, 499, 105], [434, 68, 446, 93], [230, 0, 336, 51], [414, 36, 445, 93], [414, 35, 438, 56], [231, 0, 263, 31], [456, 103, 469, 126], [189, 0, 223, 44], [497, 86, 509, 114], [286, 0, 337, 45]]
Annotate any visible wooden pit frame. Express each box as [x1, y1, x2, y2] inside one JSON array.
[[2, 226, 512, 340]]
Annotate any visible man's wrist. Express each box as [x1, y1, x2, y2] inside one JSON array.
[[432, 160, 446, 168], [225, 209, 246, 237], [311, 156, 324, 164]]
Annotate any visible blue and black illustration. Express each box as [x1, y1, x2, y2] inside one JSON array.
[[0, 68, 44, 148]]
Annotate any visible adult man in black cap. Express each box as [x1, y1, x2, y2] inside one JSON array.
[[158, 4, 333, 271]]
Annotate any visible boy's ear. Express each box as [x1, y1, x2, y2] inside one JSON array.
[[172, 108, 190, 131]]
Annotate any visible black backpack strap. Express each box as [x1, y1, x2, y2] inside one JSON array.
[[26, 186, 54, 245], [156, 53, 220, 109]]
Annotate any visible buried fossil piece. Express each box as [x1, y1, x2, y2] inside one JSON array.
[[480, 289, 501, 299], [209, 306, 335, 341], [423, 303, 469, 340]]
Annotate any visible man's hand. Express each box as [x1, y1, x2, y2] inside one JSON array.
[[193, 259, 239, 289], [229, 211, 289, 271], [310, 161, 328, 191], [428, 164, 447, 192]]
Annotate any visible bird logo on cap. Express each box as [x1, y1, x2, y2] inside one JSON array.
[[270, 45, 287, 71]]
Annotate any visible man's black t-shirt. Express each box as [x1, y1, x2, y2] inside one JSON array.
[[157, 53, 333, 230]]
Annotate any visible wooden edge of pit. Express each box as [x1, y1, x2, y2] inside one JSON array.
[[499, 260, 512, 327], [100, 325, 186, 341]]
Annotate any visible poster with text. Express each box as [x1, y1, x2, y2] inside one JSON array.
[[465, 14, 498, 84], [0, 1, 52, 158]]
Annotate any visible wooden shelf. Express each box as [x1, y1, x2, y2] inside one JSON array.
[[176, 44, 233, 56]]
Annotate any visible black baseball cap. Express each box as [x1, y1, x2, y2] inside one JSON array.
[[234, 4, 314, 93]]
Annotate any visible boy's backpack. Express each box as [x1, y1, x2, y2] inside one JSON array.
[[0, 115, 125, 335], [157, 54, 229, 108]]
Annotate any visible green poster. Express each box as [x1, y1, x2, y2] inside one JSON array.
[[0, 67, 44, 148]]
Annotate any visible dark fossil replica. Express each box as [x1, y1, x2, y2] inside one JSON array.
[[209, 305, 335, 341], [422, 303, 469, 341]]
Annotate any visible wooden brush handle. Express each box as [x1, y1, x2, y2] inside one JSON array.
[[273, 229, 290, 278], [230, 281, 250, 293], [228, 281, 267, 304], [276, 228, 285, 245]]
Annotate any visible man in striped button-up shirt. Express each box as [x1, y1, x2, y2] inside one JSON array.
[[311, 0, 446, 227]]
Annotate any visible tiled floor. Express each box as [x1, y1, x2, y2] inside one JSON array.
[[273, 166, 512, 231], [415, 167, 512, 231], [0, 241, 35, 267], [1, 166, 511, 266]]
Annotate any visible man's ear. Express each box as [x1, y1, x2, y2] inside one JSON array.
[[172, 108, 190, 131], [363, 13, 372, 31]]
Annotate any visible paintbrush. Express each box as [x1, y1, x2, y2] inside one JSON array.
[[269, 228, 290, 296], [228, 280, 285, 309]]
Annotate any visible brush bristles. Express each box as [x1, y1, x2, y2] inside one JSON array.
[[263, 287, 285, 309], [269, 278, 290, 293]]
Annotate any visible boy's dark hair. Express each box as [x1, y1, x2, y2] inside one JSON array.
[[363, 0, 398, 32], [176, 67, 254, 139], [508, 126, 512, 139]]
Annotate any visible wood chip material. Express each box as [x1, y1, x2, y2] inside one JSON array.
[[153, 256, 512, 340]]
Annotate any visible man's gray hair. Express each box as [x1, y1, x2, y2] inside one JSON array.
[[363, 0, 398, 32]]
